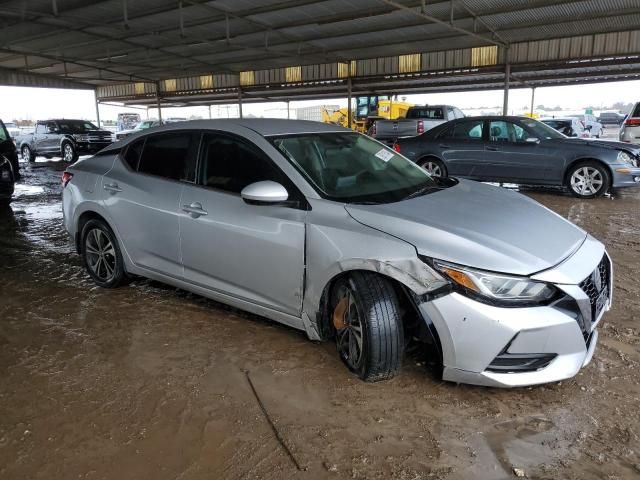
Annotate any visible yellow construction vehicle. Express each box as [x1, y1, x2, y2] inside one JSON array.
[[321, 95, 413, 133]]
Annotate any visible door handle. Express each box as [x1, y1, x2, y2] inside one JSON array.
[[182, 202, 208, 218], [103, 182, 122, 193], [485, 146, 499, 151], [439, 144, 451, 149]]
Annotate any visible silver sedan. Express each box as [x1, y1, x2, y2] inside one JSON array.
[[62, 119, 611, 387]]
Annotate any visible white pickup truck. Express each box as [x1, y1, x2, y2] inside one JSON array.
[[372, 105, 464, 145]]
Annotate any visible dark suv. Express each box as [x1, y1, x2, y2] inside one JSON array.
[[18, 119, 113, 163], [0, 120, 17, 203]]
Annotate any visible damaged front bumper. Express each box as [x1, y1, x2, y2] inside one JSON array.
[[415, 241, 612, 388]]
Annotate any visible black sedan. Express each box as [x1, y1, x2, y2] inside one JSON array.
[[394, 116, 640, 198]]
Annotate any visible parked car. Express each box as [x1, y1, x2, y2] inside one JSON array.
[[115, 120, 162, 141], [571, 114, 603, 138], [63, 119, 611, 387], [395, 116, 640, 198], [372, 105, 464, 144], [598, 111, 625, 126], [18, 119, 113, 163], [0, 120, 17, 202], [619, 102, 640, 145], [3, 121, 21, 141], [541, 117, 590, 138]]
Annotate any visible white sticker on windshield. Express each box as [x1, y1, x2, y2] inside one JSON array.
[[374, 148, 394, 162]]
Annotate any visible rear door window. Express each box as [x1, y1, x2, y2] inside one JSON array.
[[137, 132, 198, 182], [448, 120, 484, 140]]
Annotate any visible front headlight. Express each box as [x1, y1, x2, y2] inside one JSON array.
[[72, 134, 89, 142], [433, 261, 557, 306], [617, 150, 637, 167]]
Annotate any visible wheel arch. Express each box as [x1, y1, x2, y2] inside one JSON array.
[[564, 157, 613, 185], [312, 269, 444, 365]]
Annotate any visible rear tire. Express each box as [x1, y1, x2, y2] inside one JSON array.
[[566, 160, 610, 198], [331, 272, 404, 382], [417, 157, 447, 177], [81, 219, 128, 288]]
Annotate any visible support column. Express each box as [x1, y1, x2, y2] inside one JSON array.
[[94, 90, 101, 128], [502, 63, 510, 116], [286, 100, 290, 119], [530, 87, 536, 116], [155, 82, 162, 122], [238, 89, 243, 119], [208, 105, 212, 119], [347, 77, 352, 129]]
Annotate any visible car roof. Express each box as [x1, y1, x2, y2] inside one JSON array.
[[126, 118, 349, 137], [541, 117, 575, 121]]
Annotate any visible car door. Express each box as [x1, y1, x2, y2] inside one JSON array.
[[32, 123, 49, 153], [41, 121, 61, 153], [436, 119, 486, 177], [101, 131, 199, 279], [179, 130, 306, 316], [482, 119, 553, 183]]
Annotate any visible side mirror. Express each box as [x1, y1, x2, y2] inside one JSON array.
[[525, 137, 540, 144], [241, 181, 288, 204]]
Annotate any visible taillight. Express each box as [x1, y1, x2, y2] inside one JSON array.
[[393, 143, 401, 153], [61, 171, 73, 188], [372, 122, 377, 136], [624, 117, 640, 126], [417, 120, 424, 134]]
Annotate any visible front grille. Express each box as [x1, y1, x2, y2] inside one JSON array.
[[579, 254, 610, 323], [87, 134, 112, 143]]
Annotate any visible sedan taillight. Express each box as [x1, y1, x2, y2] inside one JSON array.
[[417, 120, 424, 134], [624, 117, 640, 126], [61, 171, 73, 188], [393, 143, 401, 153]]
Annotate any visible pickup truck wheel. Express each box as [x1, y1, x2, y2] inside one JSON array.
[[331, 272, 404, 382], [21, 145, 34, 163], [566, 161, 610, 198], [81, 219, 128, 288], [418, 157, 447, 177], [62, 142, 78, 163]]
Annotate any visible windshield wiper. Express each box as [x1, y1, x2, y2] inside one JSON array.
[[403, 184, 443, 200]]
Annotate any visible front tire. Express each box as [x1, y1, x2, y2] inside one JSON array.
[[417, 157, 447, 177], [62, 142, 78, 163], [81, 219, 128, 288], [331, 272, 404, 382], [21, 145, 34, 163], [566, 161, 610, 198]]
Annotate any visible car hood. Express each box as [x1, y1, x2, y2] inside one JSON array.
[[551, 137, 640, 153], [345, 180, 587, 276]]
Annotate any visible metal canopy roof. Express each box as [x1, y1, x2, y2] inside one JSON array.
[[1, 0, 640, 103]]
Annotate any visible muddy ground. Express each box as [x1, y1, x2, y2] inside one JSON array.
[[0, 159, 639, 480]]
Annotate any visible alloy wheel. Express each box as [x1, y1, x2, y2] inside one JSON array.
[[570, 166, 603, 196], [421, 161, 442, 177], [21, 146, 30, 161], [63, 144, 74, 162], [85, 228, 116, 282], [334, 286, 364, 370]]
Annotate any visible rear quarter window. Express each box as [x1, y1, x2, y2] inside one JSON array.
[[633, 103, 640, 118]]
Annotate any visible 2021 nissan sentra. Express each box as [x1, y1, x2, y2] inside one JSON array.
[[395, 116, 640, 198], [62, 119, 611, 387]]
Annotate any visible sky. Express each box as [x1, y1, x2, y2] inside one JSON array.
[[1, 79, 639, 123]]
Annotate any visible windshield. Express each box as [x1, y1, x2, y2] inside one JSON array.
[[57, 120, 99, 133], [5, 122, 16, 128], [135, 121, 155, 129], [520, 118, 566, 139], [270, 132, 442, 204]]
